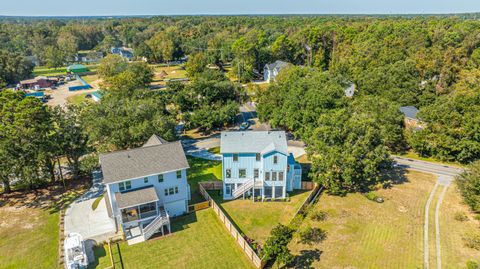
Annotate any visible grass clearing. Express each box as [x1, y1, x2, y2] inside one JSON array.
[[439, 184, 480, 268], [151, 65, 188, 86], [66, 92, 93, 105], [186, 156, 222, 204], [0, 207, 60, 269], [211, 190, 311, 245], [0, 180, 89, 269], [91, 209, 255, 269], [288, 170, 436, 269]]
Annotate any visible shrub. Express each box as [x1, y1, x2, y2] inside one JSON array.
[[365, 191, 384, 203], [299, 227, 327, 245], [311, 210, 328, 221], [263, 224, 294, 266], [466, 260, 480, 269], [454, 211, 469, 222], [79, 154, 99, 175], [463, 233, 480, 250], [456, 161, 480, 213]]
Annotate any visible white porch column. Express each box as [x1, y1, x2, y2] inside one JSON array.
[[272, 185, 276, 200]]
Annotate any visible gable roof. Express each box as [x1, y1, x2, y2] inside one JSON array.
[[265, 60, 289, 71], [220, 131, 288, 155], [400, 106, 419, 120], [143, 134, 167, 147], [100, 140, 189, 184]]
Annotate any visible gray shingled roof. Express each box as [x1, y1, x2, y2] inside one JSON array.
[[400, 106, 419, 120], [115, 186, 159, 209], [143, 134, 167, 147], [220, 131, 288, 155], [265, 60, 289, 71], [100, 140, 189, 184]]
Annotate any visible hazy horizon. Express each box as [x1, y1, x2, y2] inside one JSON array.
[[2, 0, 480, 17]]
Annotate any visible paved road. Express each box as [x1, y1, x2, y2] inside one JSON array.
[[393, 156, 464, 177]]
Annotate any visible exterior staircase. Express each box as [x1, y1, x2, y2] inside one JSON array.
[[142, 207, 169, 241], [232, 179, 256, 199]]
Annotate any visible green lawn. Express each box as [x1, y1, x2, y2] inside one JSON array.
[[66, 92, 90, 105], [288, 170, 437, 269], [33, 65, 98, 77], [0, 208, 60, 269], [186, 156, 222, 204], [207, 146, 220, 155], [91, 209, 255, 269], [211, 190, 311, 245]]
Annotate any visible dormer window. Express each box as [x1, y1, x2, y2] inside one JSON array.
[[273, 156, 278, 164]]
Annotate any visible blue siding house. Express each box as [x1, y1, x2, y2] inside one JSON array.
[[220, 131, 302, 200], [100, 135, 191, 244]]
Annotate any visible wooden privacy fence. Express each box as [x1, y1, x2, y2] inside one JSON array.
[[188, 200, 210, 212], [301, 181, 316, 190], [198, 182, 266, 269]]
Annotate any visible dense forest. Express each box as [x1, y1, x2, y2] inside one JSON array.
[[1, 15, 480, 195]]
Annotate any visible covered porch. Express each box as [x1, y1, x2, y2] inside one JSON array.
[[115, 186, 171, 244]]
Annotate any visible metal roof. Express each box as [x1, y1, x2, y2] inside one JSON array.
[[400, 106, 419, 120], [100, 138, 189, 184], [115, 186, 159, 209], [220, 131, 288, 155]]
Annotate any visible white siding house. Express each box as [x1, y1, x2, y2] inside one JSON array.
[[220, 131, 302, 200], [264, 60, 289, 82], [100, 135, 190, 244]]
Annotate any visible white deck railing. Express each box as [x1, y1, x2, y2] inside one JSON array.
[[142, 208, 169, 241]]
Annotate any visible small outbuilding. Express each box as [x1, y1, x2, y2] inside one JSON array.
[[400, 106, 424, 129], [19, 76, 58, 89], [67, 64, 89, 74]]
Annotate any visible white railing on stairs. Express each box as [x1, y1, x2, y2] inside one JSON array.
[[232, 179, 255, 199], [142, 209, 169, 240]]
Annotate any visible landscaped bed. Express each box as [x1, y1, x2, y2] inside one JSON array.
[[91, 208, 255, 269], [210, 190, 312, 245]]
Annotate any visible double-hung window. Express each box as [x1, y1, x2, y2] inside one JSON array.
[[119, 181, 132, 191], [158, 174, 164, 183], [272, 171, 277, 181], [176, 170, 182, 179], [273, 156, 278, 164], [239, 169, 246, 178], [226, 169, 231, 179], [265, 172, 270, 181], [254, 169, 259, 179], [144, 177, 149, 183], [279, 172, 284, 181]]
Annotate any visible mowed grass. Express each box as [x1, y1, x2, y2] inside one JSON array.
[[33, 65, 98, 77], [438, 184, 480, 268], [186, 156, 222, 204], [91, 209, 254, 269], [288, 170, 436, 269], [0, 207, 60, 269], [211, 190, 311, 244], [151, 65, 187, 86], [66, 92, 93, 105]]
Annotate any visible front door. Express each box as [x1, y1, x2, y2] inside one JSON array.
[[225, 184, 232, 195]]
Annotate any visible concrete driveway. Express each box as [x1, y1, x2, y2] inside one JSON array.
[[64, 171, 116, 243]]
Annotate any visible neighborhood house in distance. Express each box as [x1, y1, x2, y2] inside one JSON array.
[[100, 135, 191, 244], [264, 60, 289, 82], [221, 131, 302, 200]]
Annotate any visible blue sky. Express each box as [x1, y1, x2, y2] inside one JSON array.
[[2, 0, 480, 16]]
